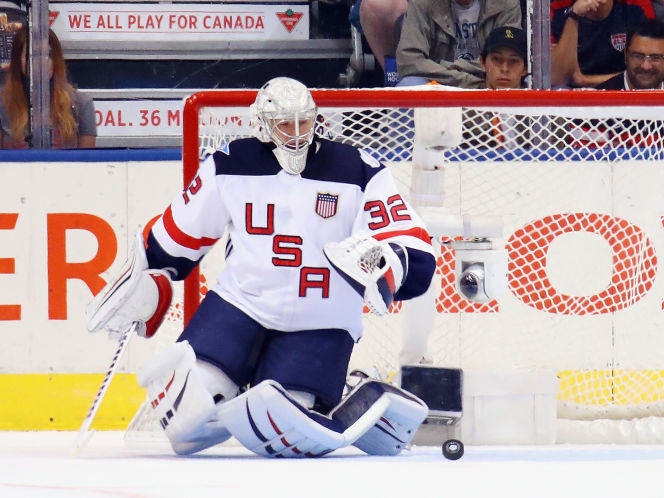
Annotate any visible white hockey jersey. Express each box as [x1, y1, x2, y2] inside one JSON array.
[[148, 137, 435, 341]]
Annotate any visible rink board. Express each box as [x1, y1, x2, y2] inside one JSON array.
[[2, 151, 664, 429]]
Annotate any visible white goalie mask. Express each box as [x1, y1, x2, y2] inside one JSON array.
[[250, 77, 317, 175]]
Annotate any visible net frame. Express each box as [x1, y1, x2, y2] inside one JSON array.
[[180, 88, 664, 430], [182, 88, 664, 320]]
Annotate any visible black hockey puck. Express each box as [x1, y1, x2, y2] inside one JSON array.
[[442, 439, 464, 460]]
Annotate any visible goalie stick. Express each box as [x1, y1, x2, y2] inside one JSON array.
[[74, 322, 138, 453]]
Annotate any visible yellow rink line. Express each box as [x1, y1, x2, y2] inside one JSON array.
[[0, 374, 146, 430], [2, 370, 663, 430]]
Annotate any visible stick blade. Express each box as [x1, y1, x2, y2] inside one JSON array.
[[73, 428, 96, 455]]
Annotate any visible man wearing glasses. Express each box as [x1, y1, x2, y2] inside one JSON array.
[[598, 19, 664, 89], [551, 0, 655, 88]]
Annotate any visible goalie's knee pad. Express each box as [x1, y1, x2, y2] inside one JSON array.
[[217, 380, 348, 458], [196, 359, 241, 404], [136, 341, 237, 455], [330, 380, 428, 456]]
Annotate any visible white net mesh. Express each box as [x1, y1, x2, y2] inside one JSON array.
[[179, 90, 664, 427], [200, 104, 664, 163]]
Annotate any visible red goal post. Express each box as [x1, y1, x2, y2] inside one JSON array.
[[180, 88, 664, 442], [182, 88, 664, 317]]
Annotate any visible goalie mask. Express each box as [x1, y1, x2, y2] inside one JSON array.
[[251, 77, 317, 175]]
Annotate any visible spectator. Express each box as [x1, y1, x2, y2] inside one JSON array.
[[481, 26, 528, 89], [597, 19, 664, 89], [0, 25, 96, 148], [0, 0, 26, 74], [355, 0, 408, 73], [395, 0, 522, 88], [550, 0, 655, 88], [587, 20, 664, 148], [454, 27, 530, 149]]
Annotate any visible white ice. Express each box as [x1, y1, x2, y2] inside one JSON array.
[[1, 431, 663, 498]]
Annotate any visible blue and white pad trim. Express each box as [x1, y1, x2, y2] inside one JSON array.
[[331, 380, 428, 456]]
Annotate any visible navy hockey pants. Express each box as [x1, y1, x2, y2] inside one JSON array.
[[178, 291, 355, 411]]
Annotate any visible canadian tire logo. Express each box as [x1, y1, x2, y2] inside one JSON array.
[[49, 11, 59, 26], [277, 9, 303, 33]]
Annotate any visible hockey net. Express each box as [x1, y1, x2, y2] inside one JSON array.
[[128, 88, 664, 444]]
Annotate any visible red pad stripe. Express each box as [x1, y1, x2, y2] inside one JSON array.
[[373, 227, 431, 245], [384, 268, 396, 293], [162, 206, 219, 250], [165, 371, 176, 392], [380, 416, 395, 431], [144, 273, 173, 338], [152, 370, 177, 407], [267, 411, 282, 435]]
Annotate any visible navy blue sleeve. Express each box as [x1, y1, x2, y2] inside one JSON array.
[[145, 230, 201, 281], [394, 247, 436, 301]]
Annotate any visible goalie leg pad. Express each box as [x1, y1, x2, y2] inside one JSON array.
[[330, 380, 428, 456], [217, 380, 348, 458], [136, 341, 234, 455]]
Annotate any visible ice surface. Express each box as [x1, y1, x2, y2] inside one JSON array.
[[1, 431, 663, 498]]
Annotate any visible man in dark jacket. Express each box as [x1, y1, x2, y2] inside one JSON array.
[[597, 19, 664, 89], [396, 0, 522, 88], [550, 0, 655, 88]]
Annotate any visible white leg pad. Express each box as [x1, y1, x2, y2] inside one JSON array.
[[330, 380, 428, 455], [217, 380, 348, 458], [287, 390, 315, 409], [136, 341, 232, 455], [170, 418, 233, 456], [196, 359, 240, 403]]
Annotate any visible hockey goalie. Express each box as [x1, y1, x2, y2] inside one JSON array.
[[86, 77, 436, 457]]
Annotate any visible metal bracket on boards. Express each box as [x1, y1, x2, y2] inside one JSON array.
[[400, 366, 463, 443]]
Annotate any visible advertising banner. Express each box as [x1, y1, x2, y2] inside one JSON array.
[[93, 100, 246, 138], [0, 159, 184, 375], [4, 154, 664, 429], [50, 2, 310, 42], [94, 100, 184, 137]]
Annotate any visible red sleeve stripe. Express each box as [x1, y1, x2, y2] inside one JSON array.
[[550, 0, 573, 12], [372, 227, 432, 245], [162, 205, 219, 250]]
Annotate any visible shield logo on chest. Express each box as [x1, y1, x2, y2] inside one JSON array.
[[315, 193, 339, 219], [611, 33, 626, 52]]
